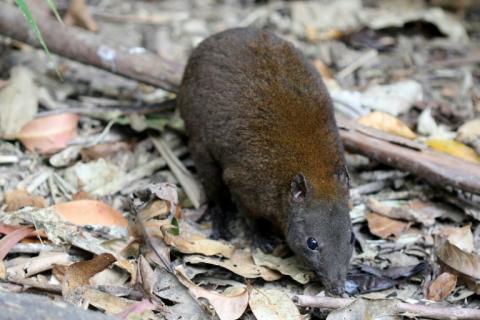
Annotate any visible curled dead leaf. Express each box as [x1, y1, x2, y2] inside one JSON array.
[[252, 249, 313, 284], [436, 240, 480, 280], [62, 253, 117, 298], [160, 220, 235, 258], [176, 265, 249, 320], [184, 250, 281, 281]]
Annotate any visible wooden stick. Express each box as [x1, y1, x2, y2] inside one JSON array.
[[337, 118, 480, 195], [0, 1, 182, 93], [293, 295, 480, 320]]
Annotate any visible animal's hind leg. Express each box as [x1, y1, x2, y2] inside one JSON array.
[[188, 139, 235, 240]]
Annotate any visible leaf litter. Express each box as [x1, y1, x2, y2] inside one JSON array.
[[0, 0, 479, 319]]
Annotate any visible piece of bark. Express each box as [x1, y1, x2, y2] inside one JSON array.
[[0, 1, 182, 92], [0, 290, 114, 320], [337, 118, 480, 195]]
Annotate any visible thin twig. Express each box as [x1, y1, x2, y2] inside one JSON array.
[[293, 295, 480, 320]]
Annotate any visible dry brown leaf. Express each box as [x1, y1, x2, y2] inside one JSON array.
[[252, 249, 313, 284], [249, 288, 301, 320], [4, 189, 46, 212], [0, 226, 34, 260], [184, 250, 282, 281], [83, 288, 138, 315], [358, 111, 416, 139], [0, 66, 38, 138], [366, 198, 440, 226], [437, 240, 480, 280], [62, 253, 117, 297], [426, 139, 480, 163], [52, 200, 128, 227], [366, 212, 409, 239], [427, 272, 457, 301], [161, 220, 235, 258], [176, 265, 249, 320], [64, 0, 98, 32], [438, 225, 474, 253], [16, 113, 79, 154]]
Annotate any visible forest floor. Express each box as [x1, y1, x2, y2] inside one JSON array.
[[0, 0, 479, 319]]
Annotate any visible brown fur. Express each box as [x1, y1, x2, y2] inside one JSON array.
[[178, 28, 353, 294]]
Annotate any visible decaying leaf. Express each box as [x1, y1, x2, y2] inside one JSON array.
[[161, 219, 235, 258], [366, 212, 409, 239], [52, 200, 128, 227], [16, 113, 79, 154], [0, 66, 38, 138], [64, 158, 121, 194], [436, 240, 480, 280], [176, 265, 249, 320], [427, 272, 457, 301], [252, 249, 313, 284], [4, 189, 46, 212], [437, 225, 475, 253], [366, 198, 441, 226], [64, 0, 98, 32], [358, 111, 416, 139], [426, 139, 480, 163], [83, 288, 138, 315], [0, 226, 34, 260], [184, 250, 282, 281], [249, 288, 301, 320], [62, 253, 117, 299]]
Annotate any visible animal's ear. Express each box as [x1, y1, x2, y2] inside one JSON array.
[[339, 166, 350, 188], [291, 173, 308, 202]]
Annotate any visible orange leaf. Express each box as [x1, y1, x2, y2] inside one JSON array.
[[52, 200, 128, 227], [16, 113, 79, 154], [358, 111, 417, 139], [0, 226, 34, 260], [426, 139, 480, 163], [366, 212, 409, 239], [427, 272, 457, 301]]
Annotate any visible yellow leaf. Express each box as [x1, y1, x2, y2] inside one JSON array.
[[426, 139, 480, 163], [358, 111, 416, 139]]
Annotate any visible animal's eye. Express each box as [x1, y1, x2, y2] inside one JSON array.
[[306, 237, 318, 250], [350, 232, 356, 244]]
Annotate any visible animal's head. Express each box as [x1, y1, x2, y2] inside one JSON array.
[[286, 173, 354, 295]]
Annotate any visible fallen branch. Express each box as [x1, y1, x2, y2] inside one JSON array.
[[293, 295, 480, 320], [0, 0, 182, 92], [337, 118, 480, 195]]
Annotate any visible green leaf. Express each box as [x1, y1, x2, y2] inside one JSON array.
[[44, 0, 63, 23], [169, 217, 180, 236], [15, 0, 62, 79]]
